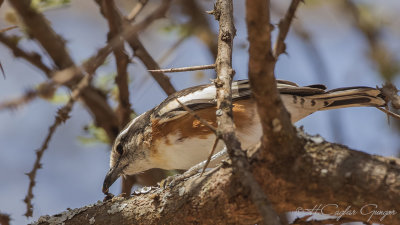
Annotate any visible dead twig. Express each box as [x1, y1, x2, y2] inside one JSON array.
[[95, 0, 176, 95], [273, 0, 302, 58], [376, 107, 400, 120], [214, 1, 282, 225], [149, 64, 215, 73], [23, 70, 93, 217], [0, 25, 18, 33], [0, 34, 52, 75], [126, 0, 149, 22], [200, 137, 220, 176]]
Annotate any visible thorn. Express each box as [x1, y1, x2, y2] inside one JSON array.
[[206, 10, 214, 15]]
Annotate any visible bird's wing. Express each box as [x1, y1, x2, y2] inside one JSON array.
[[153, 79, 326, 122]]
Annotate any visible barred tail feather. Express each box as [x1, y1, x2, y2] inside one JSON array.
[[311, 87, 386, 110]]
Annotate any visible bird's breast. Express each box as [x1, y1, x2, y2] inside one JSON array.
[[149, 99, 262, 170]]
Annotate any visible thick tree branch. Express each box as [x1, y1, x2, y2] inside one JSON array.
[[246, 0, 301, 161], [214, 1, 281, 224], [33, 133, 400, 224]]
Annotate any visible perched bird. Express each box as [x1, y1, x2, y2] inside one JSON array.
[[103, 79, 386, 193]]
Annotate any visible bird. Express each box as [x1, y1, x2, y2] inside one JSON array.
[[102, 79, 386, 193]]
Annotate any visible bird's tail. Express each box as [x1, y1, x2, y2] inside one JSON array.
[[308, 86, 386, 110]]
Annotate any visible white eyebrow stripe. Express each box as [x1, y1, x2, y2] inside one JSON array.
[[119, 113, 144, 137]]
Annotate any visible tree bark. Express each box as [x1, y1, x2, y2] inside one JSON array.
[[32, 132, 400, 225]]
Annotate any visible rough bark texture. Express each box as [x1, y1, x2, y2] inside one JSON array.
[[32, 132, 400, 225]]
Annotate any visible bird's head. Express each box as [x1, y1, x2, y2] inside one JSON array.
[[102, 113, 153, 194]]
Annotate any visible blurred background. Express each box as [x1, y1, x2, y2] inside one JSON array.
[[0, 0, 399, 224]]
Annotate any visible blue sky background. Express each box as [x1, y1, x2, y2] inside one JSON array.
[[0, 0, 399, 224]]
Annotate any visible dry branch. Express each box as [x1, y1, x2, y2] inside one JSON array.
[[24, 70, 93, 217], [214, 1, 281, 224], [126, 0, 148, 22], [32, 133, 400, 224], [97, 0, 133, 128], [94, 0, 175, 192], [9, 0, 74, 69], [7, 0, 120, 141], [95, 0, 176, 95], [148, 64, 215, 73], [273, 0, 302, 58], [0, 33, 52, 75], [0, 25, 18, 33]]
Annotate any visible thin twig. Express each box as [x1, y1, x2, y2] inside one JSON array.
[[95, 0, 176, 95], [149, 64, 215, 73], [8, 0, 120, 141], [23, 70, 92, 217], [273, 0, 302, 58], [376, 107, 400, 120], [123, 0, 176, 95], [200, 137, 220, 176], [175, 99, 217, 134], [0, 25, 18, 33], [0, 90, 38, 111], [0, 33, 52, 75], [126, 0, 149, 22]]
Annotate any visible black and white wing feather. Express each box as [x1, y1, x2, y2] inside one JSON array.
[[153, 80, 386, 123]]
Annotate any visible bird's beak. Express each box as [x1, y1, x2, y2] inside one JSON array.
[[102, 160, 124, 194]]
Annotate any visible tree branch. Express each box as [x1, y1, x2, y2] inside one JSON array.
[[246, 0, 301, 161], [32, 133, 400, 224], [148, 64, 215, 73], [24, 70, 93, 217], [214, 1, 281, 224], [97, 0, 133, 128], [8, 0, 74, 69], [0, 33, 52, 75], [273, 0, 302, 58], [8, 0, 120, 141]]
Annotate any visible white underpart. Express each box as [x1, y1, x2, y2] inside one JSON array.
[[151, 110, 263, 170]]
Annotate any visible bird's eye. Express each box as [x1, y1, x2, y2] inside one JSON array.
[[116, 143, 123, 155]]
